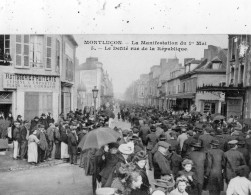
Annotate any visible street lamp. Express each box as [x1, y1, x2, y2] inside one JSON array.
[[92, 86, 99, 118]]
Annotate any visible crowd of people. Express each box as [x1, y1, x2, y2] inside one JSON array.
[[85, 103, 251, 195], [0, 108, 111, 166], [2, 102, 251, 195]]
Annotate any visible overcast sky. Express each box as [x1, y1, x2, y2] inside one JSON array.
[[74, 34, 228, 94]]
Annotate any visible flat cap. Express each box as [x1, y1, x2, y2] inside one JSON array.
[[158, 141, 170, 149]]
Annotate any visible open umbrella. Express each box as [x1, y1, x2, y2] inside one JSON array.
[[213, 115, 225, 121], [211, 113, 221, 118], [79, 127, 120, 150]]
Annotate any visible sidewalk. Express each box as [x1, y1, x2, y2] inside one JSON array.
[[0, 144, 64, 172]]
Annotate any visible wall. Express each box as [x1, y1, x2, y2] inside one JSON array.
[[197, 74, 226, 86]]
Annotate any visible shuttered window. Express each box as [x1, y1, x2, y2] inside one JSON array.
[[56, 39, 60, 73], [16, 35, 22, 67], [46, 36, 52, 69], [15, 35, 30, 68], [23, 35, 29, 67]]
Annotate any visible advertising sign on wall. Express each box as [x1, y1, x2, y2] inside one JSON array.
[[3, 73, 59, 90]]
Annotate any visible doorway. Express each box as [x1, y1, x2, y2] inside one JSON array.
[[0, 104, 12, 118]]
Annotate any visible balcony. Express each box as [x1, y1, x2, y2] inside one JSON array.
[[0, 53, 12, 66]]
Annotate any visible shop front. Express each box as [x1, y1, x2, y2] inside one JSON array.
[[61, 82, 73, 117], [2, 73, 60, 120], [0, 91, 13, 117]]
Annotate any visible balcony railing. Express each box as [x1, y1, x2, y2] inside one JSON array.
[[0, 53, 12, 66]]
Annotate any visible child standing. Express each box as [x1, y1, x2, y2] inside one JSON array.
[[177, 159, 197, 195]]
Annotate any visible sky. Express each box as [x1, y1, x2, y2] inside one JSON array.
[[74, 34, 228, 95]]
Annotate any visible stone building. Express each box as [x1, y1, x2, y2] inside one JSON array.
[[0, 34, 78, 120], [76, 57, 113, 110]]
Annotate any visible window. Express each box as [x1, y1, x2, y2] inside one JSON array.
[[56, 39, 60, 73], [0, 35, 12, 66], [65, 57, 74, 81], [46, 36, 52, 69], [30, 35, 44, 68], [15, 35, 30, 68]]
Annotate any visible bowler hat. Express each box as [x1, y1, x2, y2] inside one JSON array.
[[150, 126, 156, 132], [37, 124, 45, 128], [187, 130, 194, 136], [210, 139, 220, 146], [190, 141, 203, 148], [108, 142, 119, 149], [237, 137, 246, 145], [41, 113, 46, 117], [34, 116, 39, 120], [159, 134, 166, 141]]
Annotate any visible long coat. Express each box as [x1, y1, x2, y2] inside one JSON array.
[[188, 150, 207, 185], [205, 148, 224, 191], [223, 148, 246, 182], [146, 132, 158, 150], [99, 153, 119, 184], [139, 125, 150, 145], [198, 134, 214, 152], [135, 165, 150, 195], [153, 151, 172, 179], [68, 132, 78, 155]]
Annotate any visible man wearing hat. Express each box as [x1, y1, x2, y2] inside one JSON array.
[[205, 139, 224, 195], [30, 116, 39, 135], [188, 141, 206, 195], [181, 130, 195, 158], [198, 127, 214, 152], [68, 122, 78, 165], [223, 139, 247, 184], [177, 127, 188, 151], [39, 113, 49, 130], [20, 120, 29, 160], [54, 123, 61, 160], [237, 137, 250, 165], [13, 121, 21, 159], [153, 141, 172, 179], [146, 125, 158, 170], [46, 123, 55, 160], [37, 124, 48, 163], [139, 121, 150, 146]]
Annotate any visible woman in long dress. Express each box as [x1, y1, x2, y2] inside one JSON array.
[[61, 127, 69, 161], [28, 130, 40, 164]]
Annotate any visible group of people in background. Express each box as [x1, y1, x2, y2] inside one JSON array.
[[84, 103, 251, 195]]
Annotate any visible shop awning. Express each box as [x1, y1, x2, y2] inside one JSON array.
[[196, 85, 246, 97], [167, 93, 195, 99]]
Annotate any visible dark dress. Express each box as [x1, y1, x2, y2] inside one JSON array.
[[188, 150, 207, 195], [99, 153, 119, 186], [205, 148, 224, 194], [153, 151, 172, 179], [135, 164, 150, 195]]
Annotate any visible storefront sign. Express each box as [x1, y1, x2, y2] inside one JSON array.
[[3, 73, 59, 90]]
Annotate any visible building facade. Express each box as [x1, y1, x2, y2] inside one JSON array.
[[0, 35, 77, 120], [76, 57, 113, 110]]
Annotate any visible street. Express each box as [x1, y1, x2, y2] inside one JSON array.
[[0, 163, 92, 195]]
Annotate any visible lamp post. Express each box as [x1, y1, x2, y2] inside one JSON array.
[[92, 86, 99, 118]]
